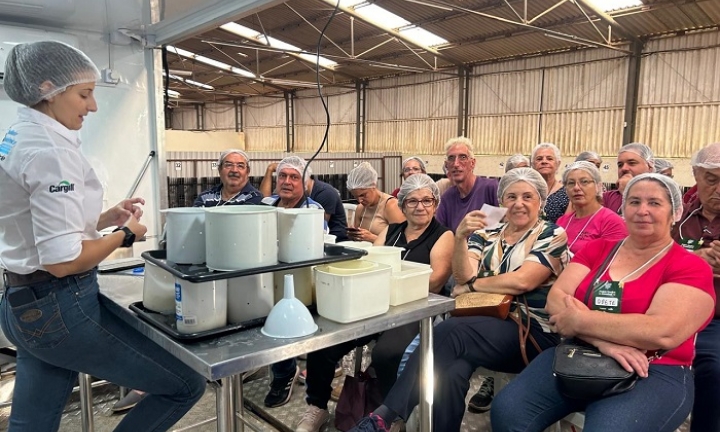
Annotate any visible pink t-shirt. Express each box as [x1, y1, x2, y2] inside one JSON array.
[[572, 239, 715, 366], [557, 207, 627, 255]]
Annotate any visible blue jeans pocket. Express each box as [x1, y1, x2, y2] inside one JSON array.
[[10, 291, 69, 349]]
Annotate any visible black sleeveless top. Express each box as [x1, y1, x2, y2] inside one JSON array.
[[384, 218, 450, 265]]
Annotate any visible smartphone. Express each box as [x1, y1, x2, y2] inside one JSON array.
[[7, 288, 37, 307], [346, 227, 359, 232]]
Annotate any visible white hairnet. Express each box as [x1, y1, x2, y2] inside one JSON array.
[[532, 143, 561, 164], [402, 156, 427, 173], [277, 155, 311, 182], [444, 136, 474, 157], [347, 162, 378, 190], [653, 158, 674, 173], [398, 174, 441, 207], [619, 142, 654, 169], [505, 154, 530, 173], [623, 173, 683, 222], [498, 167, 548, 206], [576, 151, 602, 164], [218, 149, 250, 168], [562, 161, 603, 199], [4, 41, 100, 107], [691, 143, 720, 170]]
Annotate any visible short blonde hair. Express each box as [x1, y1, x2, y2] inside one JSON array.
[[444, 137, 474, 158]]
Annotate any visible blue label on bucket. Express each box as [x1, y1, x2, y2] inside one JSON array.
[[175, 282, 182, 321]]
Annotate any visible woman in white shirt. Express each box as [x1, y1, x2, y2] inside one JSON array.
[[0, 41, 205, 431]]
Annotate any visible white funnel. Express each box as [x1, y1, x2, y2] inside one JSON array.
[[261, 274, 318, 338]]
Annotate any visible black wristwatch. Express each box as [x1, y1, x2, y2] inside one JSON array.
[[465, 276, 477, 292], [113, 226, 136, 248]]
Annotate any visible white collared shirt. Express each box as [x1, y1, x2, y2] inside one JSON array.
[[0, 107, 103, 274]]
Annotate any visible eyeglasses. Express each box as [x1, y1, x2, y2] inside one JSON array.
[[222, 162, 247, 170], [565, 179, 595, 188], [404, 198, 435, 208], [403, 167, 423, 173], [446, 154, 471, 164]]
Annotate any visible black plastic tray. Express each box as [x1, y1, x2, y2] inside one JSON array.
[[141, 244, 367, 282], [129, 301, 321, 341]]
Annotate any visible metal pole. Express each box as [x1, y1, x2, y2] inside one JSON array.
[[217, 377, 234, 432], [418, 317, 433, 432], [623, 40, 644, 144], [233, 374, 244, 432], [126, 151, 156, 199], [78, 373, 94, 432]]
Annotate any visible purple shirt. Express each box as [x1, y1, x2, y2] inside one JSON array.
[[602, 189, 623, 214], [436, 176, 499, 232]]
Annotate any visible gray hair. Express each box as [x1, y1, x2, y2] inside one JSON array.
[[576, 151, 602, 165], [397, 174, 441, 207], [444, 137, 474, 158], [218, 149, 250, 170], [692, 143, 720, 170], [505, 154, 530, 173], [619, 142, 654, 170], [347, 162, 378, 190], [623, 173, 683, 222], [531, 143, 562, 165], [562, 161, 603, 200], [498, 167, 549, 206]]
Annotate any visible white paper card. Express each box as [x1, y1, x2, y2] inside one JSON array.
[[480, 204, 508, 230]]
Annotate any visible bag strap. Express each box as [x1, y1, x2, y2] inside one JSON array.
[[583, 240, 624, 306], [509, 295, 542, 366]]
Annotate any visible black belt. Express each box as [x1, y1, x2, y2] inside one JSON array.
[[3, 270, 56, 286]]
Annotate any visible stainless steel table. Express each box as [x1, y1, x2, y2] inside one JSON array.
[[98, 274, 455, 432]]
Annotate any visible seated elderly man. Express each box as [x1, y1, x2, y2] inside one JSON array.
[[603, 143, 654, 213], [672, 143, 720, 432], [193, 149, 263, 206]]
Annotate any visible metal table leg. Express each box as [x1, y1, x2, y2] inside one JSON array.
[[216, 377, 235, 432], [232, 374, 244, 432], [418, 317, 433, 432], [78, 372, 94, 432]]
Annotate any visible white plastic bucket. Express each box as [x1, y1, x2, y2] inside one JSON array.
[[163, 208, 205, 264], [227, 273, 274, 324], [314, 262, 392, 323], [204, 205, 278, 271], [364, 246, 404, 273], [337, 241, 373, 251], [143, 261, 176, 313], [277, 208, 325, 263], [175, 279, 227, 334]]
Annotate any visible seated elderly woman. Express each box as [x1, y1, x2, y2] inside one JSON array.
[[557, 161, 626, 256], [347, 162, 405, 243], [295, 174, 453, 432], [348, 168, 568, 432], [491, 173, 716, 432], [391, 156, 426, 197], [532, 143, 569, 223]]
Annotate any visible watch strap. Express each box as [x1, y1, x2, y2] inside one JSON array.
[[466, 276, 477, 292], [113, 226, 136, 248]]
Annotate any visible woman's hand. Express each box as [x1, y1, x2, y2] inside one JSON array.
[[349, 227, 375, 243], [97, 197, 145, 230], [595, 340, 649, 378], [549, 295, 587, 337], [456, 210, 487, 239], [451, 283, 471, 298]]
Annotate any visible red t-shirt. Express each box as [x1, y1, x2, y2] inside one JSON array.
[[572, 239, 715, 366]]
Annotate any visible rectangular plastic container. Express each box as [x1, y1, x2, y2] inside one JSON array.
[[389, 261, 433, 306], [314, 262, 392, 323]]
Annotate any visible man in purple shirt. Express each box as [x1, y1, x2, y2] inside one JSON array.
[[602, 142, 654, 213], [435, 137, 499, 232]]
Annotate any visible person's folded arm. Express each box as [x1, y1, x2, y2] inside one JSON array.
[[546, 262, 591, 316], [472, 261, 553, 295]]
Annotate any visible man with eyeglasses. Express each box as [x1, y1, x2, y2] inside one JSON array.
[[435, 137, 499, 232], [390, 156, 427, 198], [193, 149, 263, 207]]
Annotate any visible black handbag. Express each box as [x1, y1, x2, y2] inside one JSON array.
[[552, 241, 640, 400]]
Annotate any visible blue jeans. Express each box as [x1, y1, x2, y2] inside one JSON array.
[[491, 348, 694, 432], [691, 318, 720, 432], [0, 270, 206, 432], [272, 358, 297, 380]]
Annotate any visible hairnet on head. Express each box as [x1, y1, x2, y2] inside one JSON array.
[[531, 143, 561, 164], [562, 161, 603, 199], [576, 151, 602, 164], [4, 41, 100, 107], [691, 143, 720, 170], [218, 149, 250, 168], [505, 154, 530, 173], [498, 167, 549, 206], [277, 155, 311, 182], [347, 162, 378, 190], [653, 158, 674, 173], [444, 136, 474, 158], [619, 142, 654, 170], [402, 156, 427, 173], [397, 174, 441, 208], [623, 173, 683, 222]]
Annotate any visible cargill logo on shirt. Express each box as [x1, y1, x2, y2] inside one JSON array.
[[49, 181, 75, 193]]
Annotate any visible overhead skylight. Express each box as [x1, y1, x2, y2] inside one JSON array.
[[166, 45, 256, 79], [587, 0, 643, 12], [165, 72, 215, 90], [167, 89, 181, 98], [340, 0, 448, 48], [220, 22, 338, 69]]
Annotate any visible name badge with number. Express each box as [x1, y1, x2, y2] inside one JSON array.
[[591, 281, 622, 314], [679, 238, 703, 251]]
